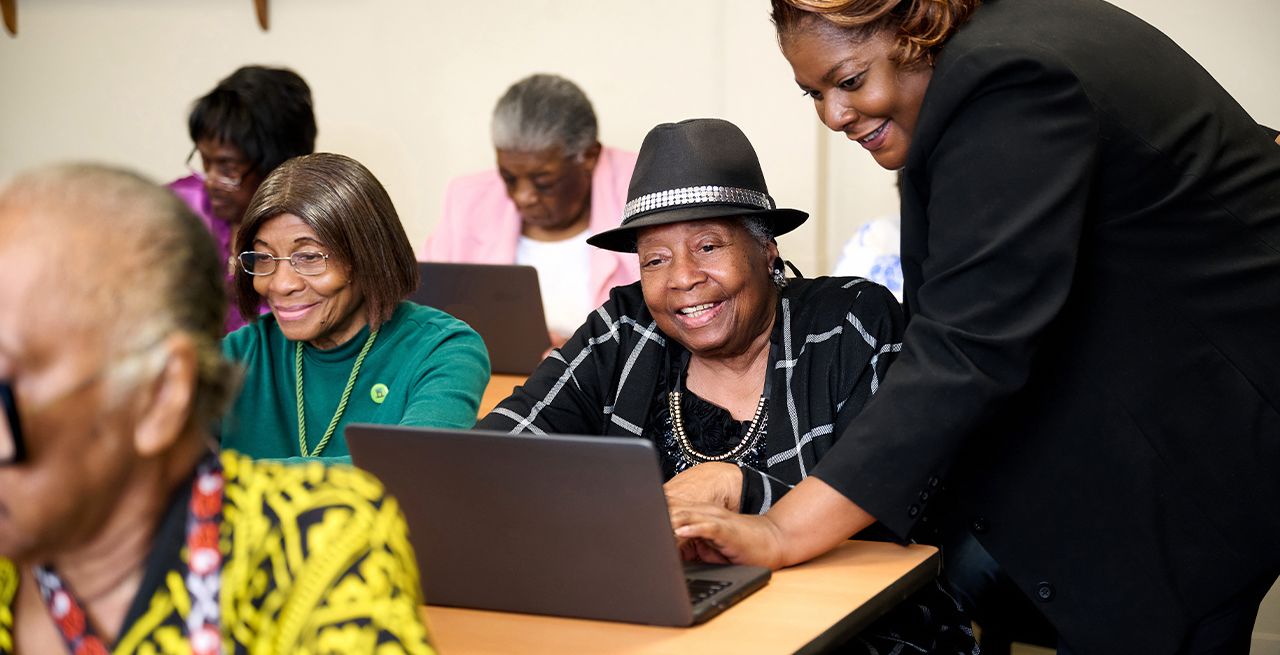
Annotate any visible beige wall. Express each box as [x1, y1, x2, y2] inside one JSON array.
[[0, 0, 823, 271], [1, 1, 1276, 273], [2, 1, 1279, 644]]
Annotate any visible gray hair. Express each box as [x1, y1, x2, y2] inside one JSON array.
[[741, 216, 777, 247], [0, 163, 237, 432], [491, 74, 598, 157]]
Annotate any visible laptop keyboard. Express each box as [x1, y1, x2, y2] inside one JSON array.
[[686, 578, 732, 604]]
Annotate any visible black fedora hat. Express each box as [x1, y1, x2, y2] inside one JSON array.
[[586, 118, 807, 252]]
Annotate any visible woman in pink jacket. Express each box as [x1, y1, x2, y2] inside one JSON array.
[[422, 74, 639, 347]]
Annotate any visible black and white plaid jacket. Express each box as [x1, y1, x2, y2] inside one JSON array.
[[478, 276, 903, 514]]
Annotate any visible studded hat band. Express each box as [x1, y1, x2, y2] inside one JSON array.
[[622, 185, 775, 221]]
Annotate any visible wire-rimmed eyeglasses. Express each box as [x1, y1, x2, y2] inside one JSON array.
[[237, 251, 331, 276], [185, 147, 250, 191]]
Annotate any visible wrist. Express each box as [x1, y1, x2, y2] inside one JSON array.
[[763, 476, 877, 567], [758, 514, 790, 570]]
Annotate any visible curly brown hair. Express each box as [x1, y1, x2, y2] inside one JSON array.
[[771, 0, 981, 67]]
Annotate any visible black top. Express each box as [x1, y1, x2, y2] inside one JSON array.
[[119, 460, 199, 634], [480, 276, 903, 514], [809, 0, 1280, 651], [646, 348, 769, 482]]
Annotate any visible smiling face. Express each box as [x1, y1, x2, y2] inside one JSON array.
[[251, 213, 368, 349], [782, 19, 932, 170], [496, 143, 599, 240], [637, 219, 779, 361]]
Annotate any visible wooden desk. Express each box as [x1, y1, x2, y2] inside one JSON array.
[[479, 374, 524, 416], [422, 541, 939, 654]]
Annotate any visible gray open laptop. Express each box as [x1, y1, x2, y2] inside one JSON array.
[[345, 424, 772, 626], [409, 262, 550, 375]]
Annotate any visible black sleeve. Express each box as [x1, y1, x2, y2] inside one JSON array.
[[477, 286, 638, 436], [811, 47, 1099, 538], [740, 466, 795, 514]]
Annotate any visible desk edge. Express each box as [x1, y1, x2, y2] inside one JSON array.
[[793, 546, 942, 655]]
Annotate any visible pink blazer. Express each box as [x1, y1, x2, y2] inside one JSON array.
[[421, 146, 640, 308]]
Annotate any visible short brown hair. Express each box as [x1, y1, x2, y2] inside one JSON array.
[[771, 0, 981, 67], [234, 153, 418, 328]]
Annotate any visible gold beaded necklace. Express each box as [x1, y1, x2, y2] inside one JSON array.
[[667, 342, 775, 464]]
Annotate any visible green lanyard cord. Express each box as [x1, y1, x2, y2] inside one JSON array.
[[295, 329, 380, 457]]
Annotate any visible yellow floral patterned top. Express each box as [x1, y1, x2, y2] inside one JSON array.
[[0, 451, 434, 654]]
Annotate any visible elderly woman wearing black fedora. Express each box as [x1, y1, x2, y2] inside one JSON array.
[[479, 118, 975, 653]]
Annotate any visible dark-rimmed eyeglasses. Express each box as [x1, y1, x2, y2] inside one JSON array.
[[237, 251, 330, 276], [185, 147, 251, 191], [0, 381, 24, 465]]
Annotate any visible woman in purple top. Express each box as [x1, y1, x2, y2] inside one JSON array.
[[168, 66, 317, 332]]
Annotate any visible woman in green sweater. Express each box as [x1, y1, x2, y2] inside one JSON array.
[[221, 153, 490, 461]]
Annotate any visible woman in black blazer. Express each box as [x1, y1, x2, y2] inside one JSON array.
[[671, 1, 1280, 652]]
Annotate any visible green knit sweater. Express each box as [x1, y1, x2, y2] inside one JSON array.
[[221, 301, 490, 461]]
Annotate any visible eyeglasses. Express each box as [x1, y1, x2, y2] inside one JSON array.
[[237, 251, 330, 276], [0, 382, 24, 465], [185, 147, 251, 191]]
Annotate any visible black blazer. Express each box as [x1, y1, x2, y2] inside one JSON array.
[[811, 0, 1280, 651]]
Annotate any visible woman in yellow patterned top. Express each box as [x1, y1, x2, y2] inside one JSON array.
[[0, 163, 434, 654]]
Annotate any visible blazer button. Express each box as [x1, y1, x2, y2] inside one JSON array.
[[908, 504, 920, 518], [919, 490, 931, 503], [972, 517, 989, 534], [1036, 582, 1055, 602], [928, 476, 940, 488]]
